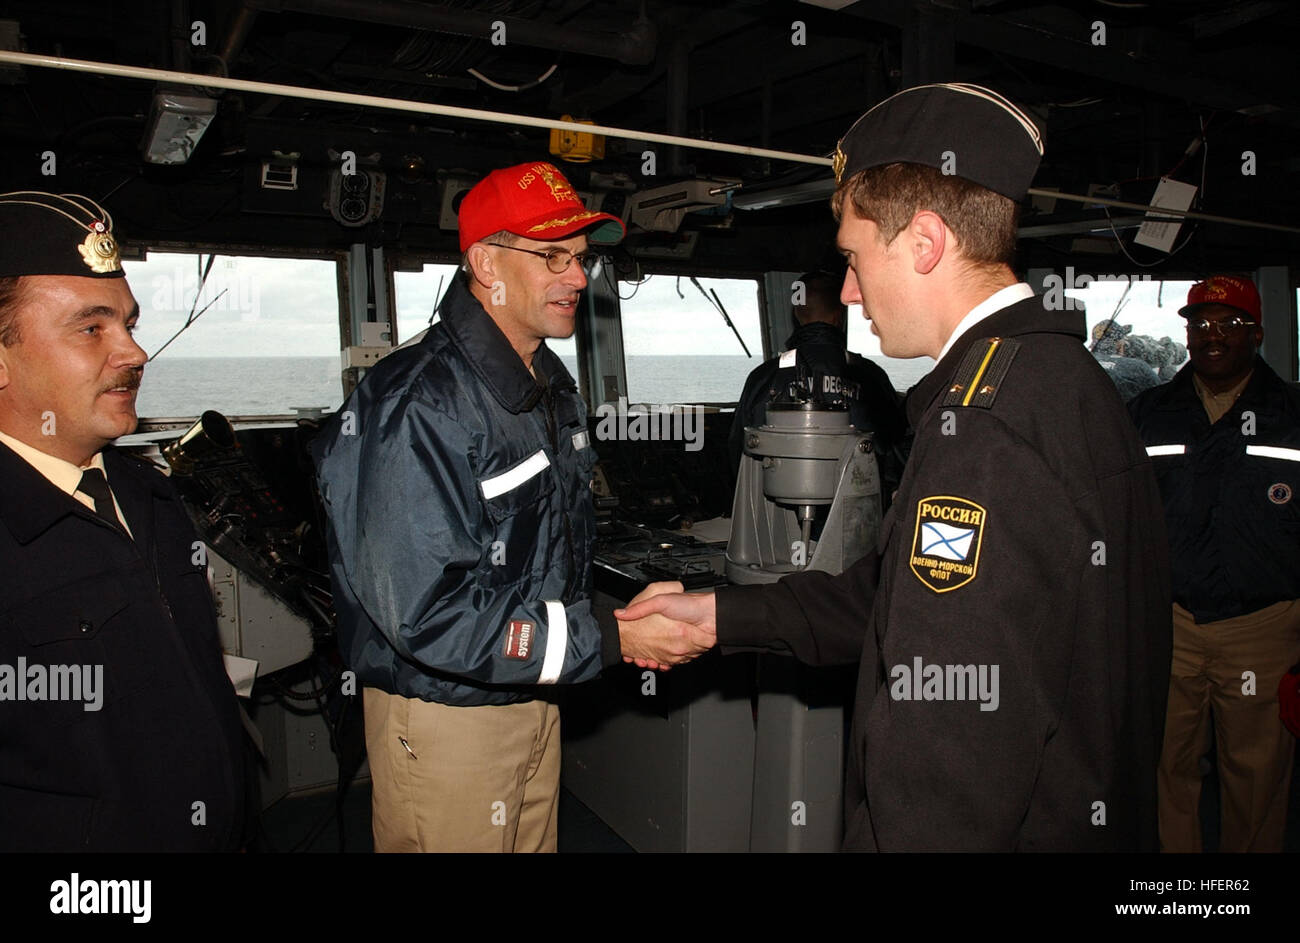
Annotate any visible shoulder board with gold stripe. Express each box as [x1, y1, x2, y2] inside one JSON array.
[[941, 336, 1021, 409]]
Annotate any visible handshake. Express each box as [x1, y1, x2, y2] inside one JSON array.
[[614, 581, 718, 671]]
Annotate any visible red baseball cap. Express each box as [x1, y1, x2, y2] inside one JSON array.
[[457, 161, 625, 252], [1178, 275, 1261, 321]]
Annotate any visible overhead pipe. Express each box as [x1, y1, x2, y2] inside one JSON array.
[[218, 3, 260, 73], [0, 51, 819, 164], [3, 50, 1298, 237], [1025, 187, 1300, 236], [247, 0, 657, 66]]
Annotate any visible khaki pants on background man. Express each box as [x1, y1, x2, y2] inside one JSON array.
[[1158, 600, 1300, 852], [363, 688, 561, 852]]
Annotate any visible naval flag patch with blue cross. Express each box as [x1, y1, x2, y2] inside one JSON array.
[[910, 495, 987, 592]]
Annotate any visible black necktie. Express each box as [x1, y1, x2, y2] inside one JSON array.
[[77, 467, 122, 530]]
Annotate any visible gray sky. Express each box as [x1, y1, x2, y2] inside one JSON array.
[[618, 274, 764, 357], [124, 253, 340, 358]]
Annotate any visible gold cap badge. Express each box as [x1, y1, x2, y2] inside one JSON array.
[[78, 221, 121, 274]]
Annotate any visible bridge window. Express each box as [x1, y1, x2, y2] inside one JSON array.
[[393, 262, 578, 376], [1067, 277, 1196, 378], [392, 262, 457, 343], [846, 278, 1202, 394], [618, 275, 764, 404], [123, 252, 342, 418]]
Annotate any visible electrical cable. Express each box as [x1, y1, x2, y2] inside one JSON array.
[[468, 63, 557, 92], [1100, 111, 1210, 267]]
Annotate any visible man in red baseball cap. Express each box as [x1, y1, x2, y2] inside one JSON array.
[[1179, 275, 1263, 396], [456, 161, 623, 370], [313, 161, 637, 852], [1129, 274, 1300, 852]]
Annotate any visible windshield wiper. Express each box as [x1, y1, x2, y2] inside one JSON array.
[[689, 275, 751, 358]]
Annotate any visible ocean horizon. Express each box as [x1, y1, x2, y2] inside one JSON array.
[[133, 353, 934, 419]]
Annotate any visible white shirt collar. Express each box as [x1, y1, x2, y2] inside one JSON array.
[[937, 283, 1035, 362], [0, 428, 105, 497], [0, 430, 132, 537]]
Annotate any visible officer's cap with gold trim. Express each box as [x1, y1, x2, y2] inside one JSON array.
[[0, 191, 124, 278], [832, 83, 1044, 201]]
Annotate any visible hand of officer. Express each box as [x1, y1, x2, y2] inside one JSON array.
[[615, 586, 717, 671], [613, 581, 682, 670]]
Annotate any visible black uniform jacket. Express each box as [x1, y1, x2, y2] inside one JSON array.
[[728, 321, 907, 489], [716, 294, 1172, 851], [1128, 359, 1300, 622], [0, 442, 246, 851]]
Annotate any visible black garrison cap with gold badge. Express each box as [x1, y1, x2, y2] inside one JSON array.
[[0, 191, 124, 278], [832, 83, 1045, 201]]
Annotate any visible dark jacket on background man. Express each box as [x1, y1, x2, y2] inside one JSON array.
[[1128, 359, 1300, 622], [313, 277, 618, 708], [729, 321, 908, 492], [716, 294, 1172, 852], [0, 444, 247, 851]]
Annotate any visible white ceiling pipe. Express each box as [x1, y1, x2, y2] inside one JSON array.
[[0, 51, 833, 167], [4, 51, 1297, 236]]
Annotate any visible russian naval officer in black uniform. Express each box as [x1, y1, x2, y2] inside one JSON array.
[[0, 193, 247, 850], [615, 85, 1172, 852]]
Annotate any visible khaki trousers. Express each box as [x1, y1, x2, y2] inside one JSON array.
[[363, 688, 561, 853], [1158, 601, 1300, 852]]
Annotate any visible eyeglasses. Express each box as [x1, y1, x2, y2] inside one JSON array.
[[488, 242, 600, 274], [1186, 316, 1257, 336]]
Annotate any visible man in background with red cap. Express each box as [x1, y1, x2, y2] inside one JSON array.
[[0, 192, 248, 850], [1129, 275, 1300, 852], [313, 162, 632, 852]]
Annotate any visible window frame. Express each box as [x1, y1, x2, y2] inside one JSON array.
[[120, 240, 351, 425], [613, 263, 769, 407]]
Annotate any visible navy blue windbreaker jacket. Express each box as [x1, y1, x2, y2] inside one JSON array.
[[312, 277, 619, 706]]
